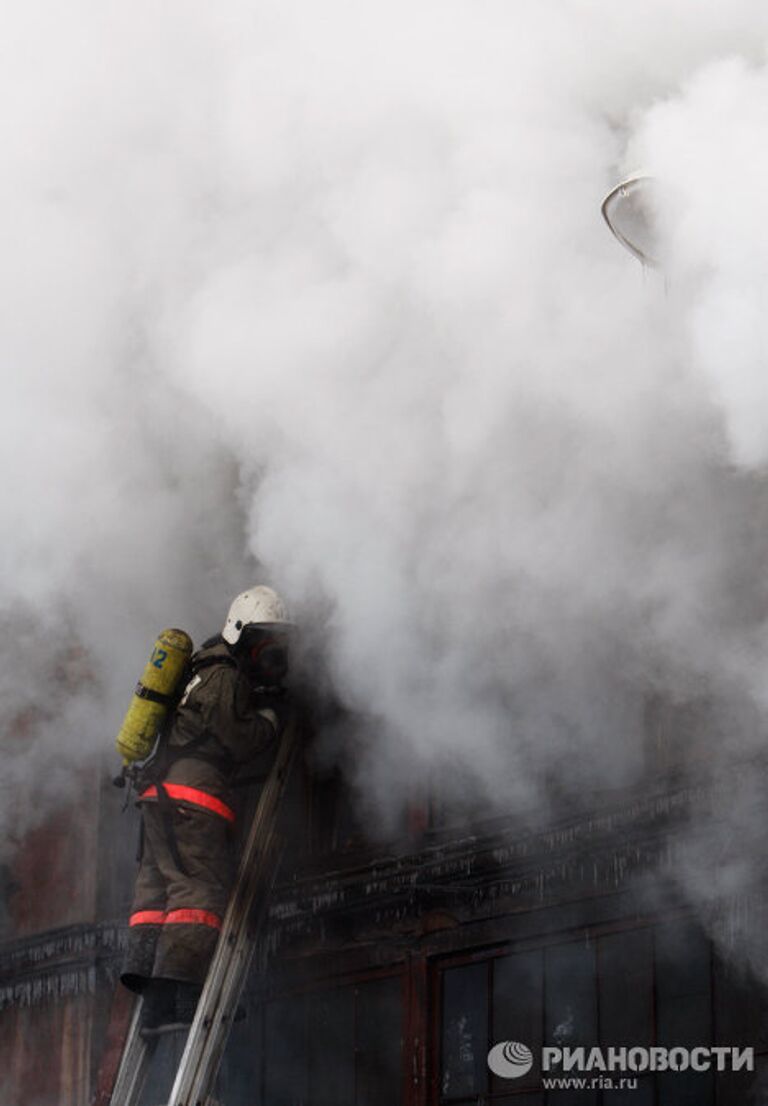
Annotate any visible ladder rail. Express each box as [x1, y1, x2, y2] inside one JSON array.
[[107, 996, 156, 1106]]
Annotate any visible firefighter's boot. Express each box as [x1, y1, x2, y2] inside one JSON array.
[[140, 978, 176, 1031], [174, 982, 203, 1026]]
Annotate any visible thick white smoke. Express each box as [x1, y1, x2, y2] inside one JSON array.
[[3, 2, 768, 906]]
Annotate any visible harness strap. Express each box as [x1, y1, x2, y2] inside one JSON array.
[[155, 780, 190, 876], [136, 817, 145, 864], [133, 683, 174, 706]]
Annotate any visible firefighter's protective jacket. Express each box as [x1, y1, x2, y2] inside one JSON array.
[[138, 640, 280, 825], [122, 640, 285, 991]]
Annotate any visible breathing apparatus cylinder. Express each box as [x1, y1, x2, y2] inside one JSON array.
[[115, 629, 193, 770]]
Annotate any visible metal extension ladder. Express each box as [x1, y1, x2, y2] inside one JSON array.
[[103, 716, 299, 1106]]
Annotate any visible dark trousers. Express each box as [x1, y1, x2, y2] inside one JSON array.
[[121, 802, 232, 991]]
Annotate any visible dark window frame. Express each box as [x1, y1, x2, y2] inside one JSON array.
[[429, 914, 767, 1106]]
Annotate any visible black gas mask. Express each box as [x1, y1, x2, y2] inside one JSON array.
[[239, 629, 289, 689]]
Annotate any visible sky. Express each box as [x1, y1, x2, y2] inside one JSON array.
[[3, 0, 768, 963]]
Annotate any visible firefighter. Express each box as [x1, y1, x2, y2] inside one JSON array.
[[120, 585, 292, 1032]]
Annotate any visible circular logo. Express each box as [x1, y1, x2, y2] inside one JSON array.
[[487, 1041, 534, 1079]]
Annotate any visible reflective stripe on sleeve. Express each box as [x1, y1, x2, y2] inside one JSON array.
[[164, 909, 222, 929], [129, 910, 166, 926], [139, 783, 236, 823]]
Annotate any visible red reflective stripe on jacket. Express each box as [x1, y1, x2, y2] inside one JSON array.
[[164, 909, 222, 929], [129, 910, 166, 926], [139, 784, 236, 823]]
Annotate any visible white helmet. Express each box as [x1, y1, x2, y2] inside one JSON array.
[[222, 585, 291, 644]]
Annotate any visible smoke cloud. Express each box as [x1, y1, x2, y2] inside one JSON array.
[[3, 0, 768, 957]]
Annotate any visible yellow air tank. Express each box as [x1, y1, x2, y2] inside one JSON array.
[[115, 629, 193, 767]]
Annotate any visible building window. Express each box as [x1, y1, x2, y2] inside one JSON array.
[[241, 973, 403, 1106], [217, 918, 768, 1105], [437, 921, 731, 1106], [441, 962, 489, 1100]]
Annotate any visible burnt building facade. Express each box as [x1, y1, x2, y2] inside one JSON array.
[[2, 728, 768, 1106]]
